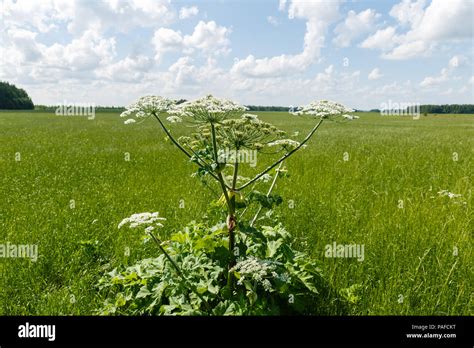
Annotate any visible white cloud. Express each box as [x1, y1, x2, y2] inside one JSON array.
[[361, 0, 473, 60], [2, 0, 67, 33], [267, 16, 279, 26], [2, 0, 176, 35], [389, 0, 426, 27], [420, 68, 449, 87], [43, 30, 116, 71], [152, 28, 185, 61], [333, 9, 380, 47], [383, 40, 427, 60], [232, 0, 341, 78], [278, 0, 287, 12], [152, 21, 231, 61], [95, 55, 153, 82], [360, 26, 399, 51], [4, 28, 43, 63], [183, 21, 231, 54], [168, 56, 222, 88], [2, 27, 117, 83], [179, 6, 199, 20], [420, 55, 466, 87], [368, 68, 383, 80]]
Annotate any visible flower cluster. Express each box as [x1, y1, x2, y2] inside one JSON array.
[[216, 117, 285, 151], [294, 100, 354, 118], [120, 96, 175, 124], [118, 212, 166, 232], [166, 115, 183, 123], [267, 139, 302, 151], [171, 94, 247, 124], [231, 256, 276, 292]]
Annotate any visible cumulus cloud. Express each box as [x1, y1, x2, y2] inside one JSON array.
[[389, 0, 426, 27], [231, 0, 341, 78], [2, 27, 117, 83], [95, 55, 153, 82], [360, 26, 399, 51], [420, 55, 466, 87], [2, 0, 176, 35], [361, 0, 473, 60], [152, 21, 231, 61], [179, 6, 199, 19], [333, 9, 380, 47]]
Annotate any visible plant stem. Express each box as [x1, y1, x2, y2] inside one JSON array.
[[152, 112, 192, 158], [237, 118, 324, 191], [209, 123, 231, 210], [232, 161, 239, 190], [250, 161, 283, 227], [210, 123, 236, 291]]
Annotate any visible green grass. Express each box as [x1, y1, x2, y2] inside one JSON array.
[[0, 111, 472, 315]]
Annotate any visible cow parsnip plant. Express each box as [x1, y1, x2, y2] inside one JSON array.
[[98, 95, 357, 315]]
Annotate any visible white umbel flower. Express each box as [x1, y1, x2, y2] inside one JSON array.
[[295, 100, 354, 118], [268, 139, 302, 150], [166, 115, 183, 123], [118, 212, 166, 229], [120, 96, 175, 120], [231, 256, 276, 292], [124, 118, 136, 125], [170, 94, 247, 123]]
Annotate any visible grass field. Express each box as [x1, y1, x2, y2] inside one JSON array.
[[0, 111, 472, 315]]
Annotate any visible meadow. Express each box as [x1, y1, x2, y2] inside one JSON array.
[[0, 111, 472, 315]]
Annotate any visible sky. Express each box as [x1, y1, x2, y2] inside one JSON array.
[[1, 0, 473, 109]]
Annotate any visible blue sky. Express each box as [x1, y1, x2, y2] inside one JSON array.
[[1, 0, 473, 109]]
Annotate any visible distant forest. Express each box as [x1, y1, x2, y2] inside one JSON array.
[[31, 104, 474, 114], [1, 81, 473, 114], [371, 104, 474, 114]]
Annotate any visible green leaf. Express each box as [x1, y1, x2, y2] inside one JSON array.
[[266, 240, 283, 258], [136, 286, 151, 299]]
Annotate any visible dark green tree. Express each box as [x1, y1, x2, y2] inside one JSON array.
[[0, 81, 34, 109]]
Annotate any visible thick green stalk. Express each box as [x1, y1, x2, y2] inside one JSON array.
[[210, 123, 236, 291]]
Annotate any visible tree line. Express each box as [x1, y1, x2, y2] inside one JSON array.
[[371, 105, 474, 114], [419, 104, 474, 114], [1, 81, 473, 114]]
